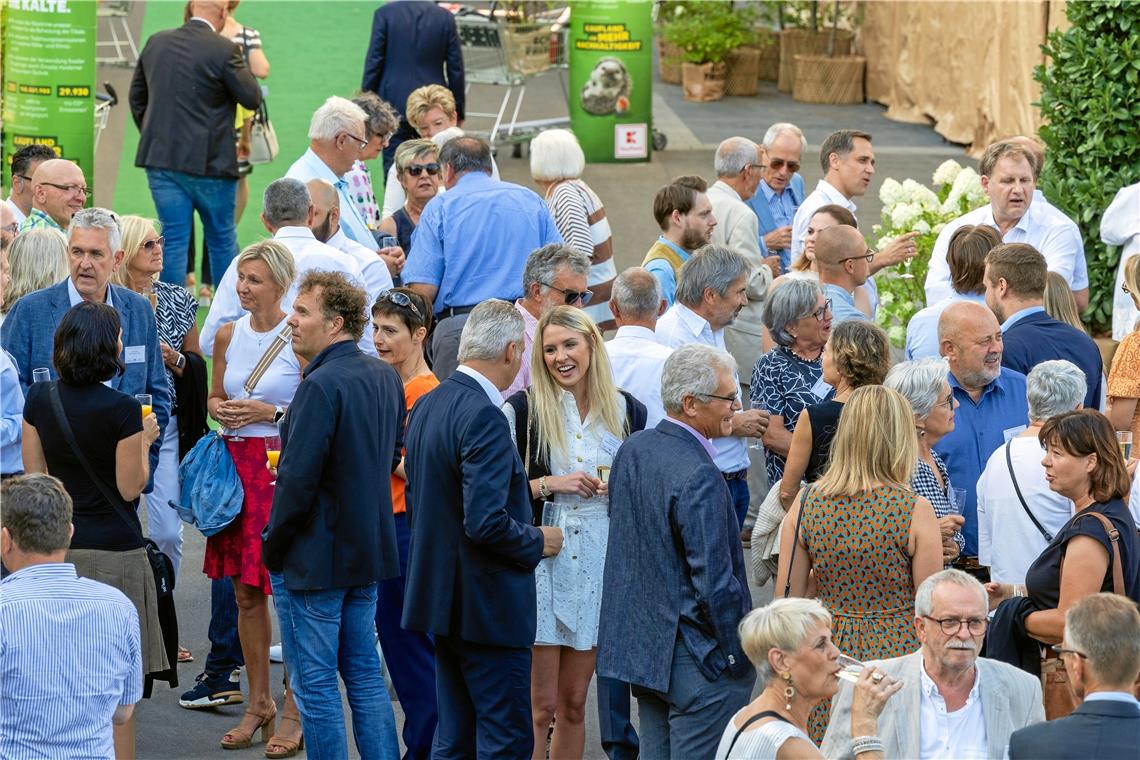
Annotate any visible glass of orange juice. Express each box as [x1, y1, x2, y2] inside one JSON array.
[[135, 394, 152, 421], [265, 435, 282, 485]]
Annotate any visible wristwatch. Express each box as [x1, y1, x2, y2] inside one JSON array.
[[173, 353, 186, 370], [273, 406, 286, 424]]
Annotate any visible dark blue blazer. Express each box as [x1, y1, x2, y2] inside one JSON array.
[[596, 419, 754, 693], [361, 1, 465, 122], [0, 280, 170, 477], [1001, 310, 1103, 410], [1008, 697, 1140, 759], [401, 370, 544, 648], [262, 341, 404, 590]]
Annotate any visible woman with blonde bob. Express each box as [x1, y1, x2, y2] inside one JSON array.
[[714, 598, 901, 759], [1, 227, 68, 317], [775, 385, 942, 742], [503, 305, 647, 760]]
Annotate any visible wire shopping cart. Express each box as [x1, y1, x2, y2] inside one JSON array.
[[94, 82, 119, 152]]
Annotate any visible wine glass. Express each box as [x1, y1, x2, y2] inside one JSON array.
[[265, 435, 281, 485]]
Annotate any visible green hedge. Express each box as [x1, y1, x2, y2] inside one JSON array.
[[1035, 0, 1140, 334]]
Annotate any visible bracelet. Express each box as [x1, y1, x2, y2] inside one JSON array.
[[538, 476, 552, 500], [851, 736, 884, 756]]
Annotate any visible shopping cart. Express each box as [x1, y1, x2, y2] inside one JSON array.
[[94, 82, 118, 152]]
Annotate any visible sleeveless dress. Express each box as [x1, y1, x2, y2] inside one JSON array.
[[803, 400, 843, 482], [798, 484, 920, 743]]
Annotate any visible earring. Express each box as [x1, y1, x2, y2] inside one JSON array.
[[782, 672, 795, 711]]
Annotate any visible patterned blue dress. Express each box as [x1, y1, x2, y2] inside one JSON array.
[[750, 346, 829, 485]]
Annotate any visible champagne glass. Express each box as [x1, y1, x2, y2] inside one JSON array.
[[595, 465, 611, 484], [225, 389, 250, 441], [749, 401, 765, 450], [265, 435, 281, 485], [947, 487, 967, 516], [135, 394, 153, 421], [1117, 431, 1133, 461], [836, 653, 866, 683], [32, 368, 50, 383]]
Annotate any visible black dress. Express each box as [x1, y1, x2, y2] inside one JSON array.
[[804, 400, 843, 482], [391, 207, 416, 286]]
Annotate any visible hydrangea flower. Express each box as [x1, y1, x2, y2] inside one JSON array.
[[932, 159, 963, 187], [890, 202, 921, 229], [888, 325, 907, 345], [879, 178, 905, 208]]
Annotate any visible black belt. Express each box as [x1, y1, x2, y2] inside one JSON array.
[[1, 471, 24, 481], [437, 305, 477, 320], [722, 468, 748, 481]]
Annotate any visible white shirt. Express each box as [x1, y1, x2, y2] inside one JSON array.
[[605, 325, 673, 428], [456, 365, 503, 407], [1104, 182, 1140, 340], [326, 226, 393, 305], [5, 197, 26, 226], [286, 148, 374, 249], [200, 226, 373, 358], [976, 435, 1075, 584], [1123, 465, 1140, 531], [925, 191, 1087, 304], [655, 303, 749, 473], [919, 660, 987, 760], [791, 179, 857, 261]]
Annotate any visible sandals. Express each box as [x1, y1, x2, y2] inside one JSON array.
[[265, 714, 304, 759], [177, 646, 194, 663], [221, 705, 277, 750]]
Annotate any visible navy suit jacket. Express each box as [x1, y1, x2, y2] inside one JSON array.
[[1001, 310, 1104, 409], [361, 1, 465, 122], [0, 280, 170, 477], [1008, 698, 1140, 759], [596, 419, 754, 693], [262, 341, 404, 590], [401, 370, 544, 648]]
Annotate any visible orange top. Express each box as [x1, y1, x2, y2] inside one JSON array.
[[392, 372, 440, 514]]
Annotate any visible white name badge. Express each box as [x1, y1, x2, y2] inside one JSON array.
[[599, 432, 622, 459], [1003, 424, 1027, 443], [811, 377, 834, 400], [124, 345, 146, 364]]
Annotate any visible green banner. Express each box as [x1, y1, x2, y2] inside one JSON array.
[[2, 0, 97, 188], [568, 0, 653, 163]]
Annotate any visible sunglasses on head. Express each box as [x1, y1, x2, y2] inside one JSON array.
[[406, 163, 441, 177], [767, 158, 801, 173], [375, 289, 423, 320]]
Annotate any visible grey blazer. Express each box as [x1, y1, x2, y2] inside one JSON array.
[[821, 651, 1044, 760]]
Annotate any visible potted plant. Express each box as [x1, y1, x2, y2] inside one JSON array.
[[792, 0, 865, 104], [655, 0, 693, 85], [724, 5, 768, 96], [661, 1, 747, 102], [773, 0, 855, 92]]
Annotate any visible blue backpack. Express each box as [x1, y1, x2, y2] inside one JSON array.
[[172, 431, 244, 536]]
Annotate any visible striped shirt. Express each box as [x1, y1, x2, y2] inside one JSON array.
[[545, 179, 616, 327], [0, 563, 143, 759]]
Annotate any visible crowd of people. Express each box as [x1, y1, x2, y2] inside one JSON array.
[[2, 1, 1140, 759]]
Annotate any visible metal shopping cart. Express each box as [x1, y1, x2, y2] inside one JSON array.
[[94, 82, 118, 152]]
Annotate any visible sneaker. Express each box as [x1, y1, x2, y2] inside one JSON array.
[[269, 644, 283, 663], [178, 669, 244, 709]]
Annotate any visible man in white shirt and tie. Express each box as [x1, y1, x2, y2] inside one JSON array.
[[605, 267, 673, 427]]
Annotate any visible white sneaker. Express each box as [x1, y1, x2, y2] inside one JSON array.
[[269, 644, 284, 663]]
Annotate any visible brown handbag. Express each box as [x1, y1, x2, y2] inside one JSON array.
[[1041, 510, 1126, 720]]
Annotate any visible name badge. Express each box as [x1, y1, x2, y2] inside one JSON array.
[[811, 376, 834, 400], [124, 345, 146, 364], [1003, 424, 1027, 443], [599, 432, 622, 459]]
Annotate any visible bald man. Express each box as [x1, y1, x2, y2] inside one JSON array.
[[815, 224, 872, 325], [933, 300, 1029, 562], [18, 159, 88, 232], [306, 179, 392, 305]]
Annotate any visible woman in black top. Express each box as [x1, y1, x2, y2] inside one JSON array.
[[777, 320, 891, 510], [378, 138, 441, 283], [986, 410, 1140, 642]]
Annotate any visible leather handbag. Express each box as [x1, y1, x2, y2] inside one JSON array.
[[240, 27, 277, 165]]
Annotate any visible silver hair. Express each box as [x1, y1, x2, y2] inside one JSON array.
[[762, 122, 807, 154], [307, 96, 367, 142], [762, 278, 822, 347], [610, 267, 662, 320], [351, 91, 399, 140], [68, 207, 121, 253], [530, 129, 586, 182], [914, 568, 987, 617], [674, 245, 750, 309], [1065, 594, 1140, 687], [457, 299, 524, 363], [739, 598, 832, 688], [1026, 360, 1086, 422], [262, 178, 311, 227], [522, 244, 591, 293], [714, 136, 759, 177], [884, 358, 950, 419], [660, 344, 737, 414]]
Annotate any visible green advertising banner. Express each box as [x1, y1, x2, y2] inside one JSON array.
[[2, 0, 97, 189], [568, 0, 653, 164]]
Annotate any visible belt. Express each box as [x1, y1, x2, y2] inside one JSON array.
[[722, 468, 748, 481], [0, 471, 24, 481], [437, 305, 477, 320]]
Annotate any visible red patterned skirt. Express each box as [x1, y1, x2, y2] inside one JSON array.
[[203, 435, 275, 595]]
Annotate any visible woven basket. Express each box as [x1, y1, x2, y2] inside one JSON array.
[[658, 38, 683, 84], [725, 47, 761, 96], [501, 24, 553, 76], [777, 28, 853, 92], [792, 54, 866, 104], [682, 61, 727, 102], [757, 39, 780, 82]]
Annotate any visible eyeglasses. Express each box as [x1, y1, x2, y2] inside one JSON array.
[[541, 281, 593, 306], [922, 615, 988, 636], [405, 163, 441, 177], [141, 236, 165, 251], [40, 181, 89, 196], [14, 173, 33, 184], [1050, 645, 1088, 659], [767, 158, 801, 173], [375, 289, 423, 321], [2, 222, 17, 236], [810, 299, 833, 321], [934, 392, 955, 410], [340, 131, 369, 150], [838, 249, 876, 265], [697, 391, 738, 404]]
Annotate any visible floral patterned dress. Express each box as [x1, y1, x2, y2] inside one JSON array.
[[750, 346, 829, 484], [798, 484, 920, 743]]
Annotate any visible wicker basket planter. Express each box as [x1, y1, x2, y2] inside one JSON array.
[[756, 39, 780, 82], [792, 54, 866, 104], [777, 28, 853, 92], [725, 46, 761, 96], [658, 38, 683, 84], [682, 61, 727, 102]]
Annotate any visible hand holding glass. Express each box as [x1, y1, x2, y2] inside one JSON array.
[[265, 435, 281, 485], [135, 394, 153, 420]]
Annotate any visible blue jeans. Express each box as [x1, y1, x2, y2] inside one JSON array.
[[270, 573, 399, 760], [204, 577, 244, 675], [146, 168, 238, 285], [725, 475, 750, 529]]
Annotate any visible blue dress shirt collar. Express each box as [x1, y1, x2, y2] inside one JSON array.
[[1000, 305, 1047, 332]]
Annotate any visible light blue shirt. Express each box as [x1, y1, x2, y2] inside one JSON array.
[[1000, 305, 1047, 332], [285, 148, 375, 249], [758, 180, 798, 270], [905, 292, 986, 360], [821, 283, 868, 326], [403, 172, 562, 314], [644, 236, 690, 308], [0, 348, 24, 474]]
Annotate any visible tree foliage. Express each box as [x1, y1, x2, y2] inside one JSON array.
[[1035, 0, 1140, 333]]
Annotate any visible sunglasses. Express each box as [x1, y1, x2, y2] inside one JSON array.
[[541, 281, 593, 306], [141, 236, 165, 251], [767, 158, 801, 173], [406, 163, 441, 177], [375, 289, 423, 320]]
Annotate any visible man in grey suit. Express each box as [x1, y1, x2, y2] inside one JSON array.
[[1008, 593, 1140, 759], [597, 343, 755, 760], [823, 569, 1043, 759]]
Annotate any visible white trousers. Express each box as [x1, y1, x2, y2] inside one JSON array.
[[145, 413, 184, 576]]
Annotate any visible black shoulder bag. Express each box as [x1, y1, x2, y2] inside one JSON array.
[[1004, 440, 1053, 542], [782, 486, 811, 598], [725, 711, 792, 756]]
